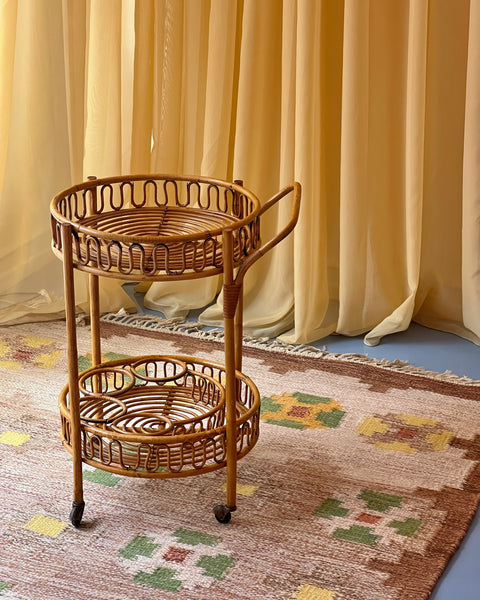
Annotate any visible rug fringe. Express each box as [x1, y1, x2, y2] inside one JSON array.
[[100, 312, 480, 385]]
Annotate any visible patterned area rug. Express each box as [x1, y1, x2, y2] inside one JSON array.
[[0, 320, 479, 600]]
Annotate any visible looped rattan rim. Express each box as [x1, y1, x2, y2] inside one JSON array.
[[129, 357, 188, 383], [78, 366, 136, 397], [73, 357, 228, 433], [58, 354, 261, 477], [50, 174, 262, 244]]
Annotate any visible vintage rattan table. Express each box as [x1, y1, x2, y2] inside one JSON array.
[[50, 174, 300, 526]]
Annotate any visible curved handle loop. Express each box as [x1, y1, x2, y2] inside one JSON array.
[[234, 181, 301, 284]]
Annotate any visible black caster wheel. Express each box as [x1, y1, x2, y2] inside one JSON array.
[[69, 501, 85, 527], [213, 504, 232, 524]]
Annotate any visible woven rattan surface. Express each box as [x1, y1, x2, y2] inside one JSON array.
[[59, 356, 260, 478], [50, 175, 261, 281]]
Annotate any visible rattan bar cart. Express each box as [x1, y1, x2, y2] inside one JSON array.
[[50, 174, 300, 526]]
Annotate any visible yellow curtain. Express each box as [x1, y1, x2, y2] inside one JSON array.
[[0, 0, 478, 346]]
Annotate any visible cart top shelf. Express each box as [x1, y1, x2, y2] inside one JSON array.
[[50, 174, 262, 281]]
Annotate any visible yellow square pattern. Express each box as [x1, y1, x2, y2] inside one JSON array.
[[294, 585, 334, 600], [0, 340, 10, 357], [24, 515, 68, 538], [35, 350, 63, 369], [221, 482, 259, 497], [0, 431, 30, 446], [22, 335, 55, 348], [0, 360, 20, 370]]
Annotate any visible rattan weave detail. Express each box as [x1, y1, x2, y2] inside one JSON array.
[[59, 356, 259, 477], [51, 176, 261, 280]]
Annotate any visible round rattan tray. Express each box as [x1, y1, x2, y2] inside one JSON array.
[[59, 356, 260, 478], [50, 175, 262, 280]]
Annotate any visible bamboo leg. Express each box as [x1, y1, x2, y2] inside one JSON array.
[[89, 274, 102, 403], [222, 230, 238, 515], [234, 282, 243, 373], [224, 315, 237, 510], [87, 177, 101, 371], [61, 224, 85, 527], [89, 274, 101, 368], [87, 177, 102, 401]]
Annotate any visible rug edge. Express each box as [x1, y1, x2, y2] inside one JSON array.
[[99, 312, 480, 386]]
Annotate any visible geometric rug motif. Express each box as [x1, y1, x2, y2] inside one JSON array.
[[0, 320, 478, 600], [118, 528, 235, 592], [314, 487, 430, 550], [261, 392, 345, 429], [0, 333, 62, 370], [357, 413, 455, 454]]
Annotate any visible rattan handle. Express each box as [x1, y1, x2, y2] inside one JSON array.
[[234, 181, 301, 283]]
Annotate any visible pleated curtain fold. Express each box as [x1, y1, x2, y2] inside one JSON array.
[[0, 0, 478, 346]]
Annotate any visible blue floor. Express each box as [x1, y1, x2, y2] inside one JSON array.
[[313, 324, 480, 380], [123, 284, 480, 599]]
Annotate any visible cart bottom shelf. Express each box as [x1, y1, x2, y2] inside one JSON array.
[[59, 355, 260, 478]]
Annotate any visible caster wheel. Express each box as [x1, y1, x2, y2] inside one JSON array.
[[213, 504, 232, 524], [70, 501, 85, 527]]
